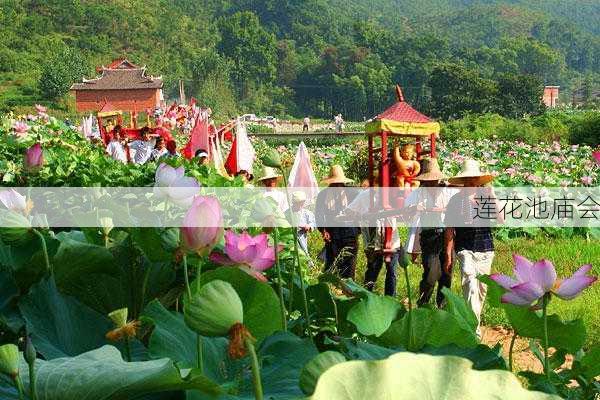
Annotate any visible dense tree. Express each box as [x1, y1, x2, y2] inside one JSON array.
[[0, 0, 598, 118], [428, 63, 498, 120], [38, 46, 87, 100], [217, 11, 277, 91]]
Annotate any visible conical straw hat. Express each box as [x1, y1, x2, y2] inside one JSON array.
[[448, 159, 493, 186], [415, 158, 447, 182], [321, 165, 353, 184], [257, 166, 282, 181]]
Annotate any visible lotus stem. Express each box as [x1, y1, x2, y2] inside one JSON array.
[[542, 293, 550, 380], [28, 363, 36, 400], [32, 229, 51, 274], [244, 338, 263, 400], [273, 228, 287, 331], [196, 258, 204, 374], [403, 264, 414, 351], [280, 172, 310, 333], [182, 254, 192, 299], [14, 375, 25, 400], [124, 337, 132, 362], [508, 331, 517, 372]]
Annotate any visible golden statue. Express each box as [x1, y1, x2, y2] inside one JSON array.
[[393, 144, 421, 188]]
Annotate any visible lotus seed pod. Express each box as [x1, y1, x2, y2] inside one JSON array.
[[261, 149, 282, 169], [299, 351, 346, 395], [0, 344, 20, 378], [24, 337, 36, 366], [184, 280, 243, 337], [108, 308, 128, 328]]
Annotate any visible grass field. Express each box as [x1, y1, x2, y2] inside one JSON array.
[[307, 232, 600, 347]]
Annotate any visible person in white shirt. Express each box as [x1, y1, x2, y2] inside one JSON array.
[[105, 126, 128, 164], [150, 137, 169, 161], [334, 114, 344, 134], [345, 179, 402, 296], [290, 191, 316, 258], [129, 127, 155, 165], [404, 158, 456, 308], [303, 116, 310, 132], [257, 166, 288, 213]]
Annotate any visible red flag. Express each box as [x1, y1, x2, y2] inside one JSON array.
[[182, 114, 210, 159], [224, 137, 238, 175]]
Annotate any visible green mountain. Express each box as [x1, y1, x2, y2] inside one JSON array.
[[0, 0, 598, 118]]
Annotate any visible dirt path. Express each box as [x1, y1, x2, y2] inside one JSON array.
[[481, 326, 573, 373]]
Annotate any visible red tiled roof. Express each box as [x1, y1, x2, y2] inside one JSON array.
[[96, 58, 139, 73], [71, 68, 163, 91], [373, 85, 432, 123]]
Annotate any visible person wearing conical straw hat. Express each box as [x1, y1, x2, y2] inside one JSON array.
[[258, 166, 288, 213], [315, 165, 359, 278], [404, 158, 456, 308], [443, 158, 501, 338]]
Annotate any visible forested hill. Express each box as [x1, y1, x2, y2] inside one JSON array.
[[1, 0, 599, 120]]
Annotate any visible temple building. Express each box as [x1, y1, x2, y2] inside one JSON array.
[[70, 59, 163, 113]]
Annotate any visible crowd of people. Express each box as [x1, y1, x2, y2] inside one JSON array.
[[94, 104, 498, 337], [257, 155, 499, 339]]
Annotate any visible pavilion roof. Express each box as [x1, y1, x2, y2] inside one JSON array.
[[373, 85, 432, 123], [365, 85, 440, 136]]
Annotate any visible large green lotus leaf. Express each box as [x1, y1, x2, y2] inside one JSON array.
[[130, 228, 180, 263], [310, 352, 561, 400], [0, 232, 60, 290], [292, 282, 337, 320], [377, 307, 478, 350], [441, 287, 478, 332], [18, 277, 144, 360], [53, 232, 175, 317], [481, 276, 586, 353], [0, 346, 222, 400], [340, 339, 505, 370], [195, 267, 282, 343], [19, 277, 113, 359], [347, 294, 402, 337], [143, 299, 317, 400], [580, 346, 600, 380], [0, 268, 22, 334], [52, 234, 119, 287], [143, 299, 237, 384]]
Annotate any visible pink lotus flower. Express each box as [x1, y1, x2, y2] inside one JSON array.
[[581, 176, 593, 186], [210, 230, 281, 281], [491, 254, 597, 306], [12, 121, 29, 136], [153, 163, 199, 207], [24, 143, 44, 172], [181, 196, 223, 256], [593, 151, 600, 166], [0, 189, 26, 212], [35, 104, 47, 114]]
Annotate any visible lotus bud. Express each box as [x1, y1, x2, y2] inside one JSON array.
[[0, 344, 20, 379], [184, 280, 243, 337], [299, 351, 346, 395], [261, 148, 282, 169], [181, 196, 223, 256], [108, 308, 128, 328], [24, 337, 36, 366], [24, 143, 44, 172], [398, 251, 411, 269]]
